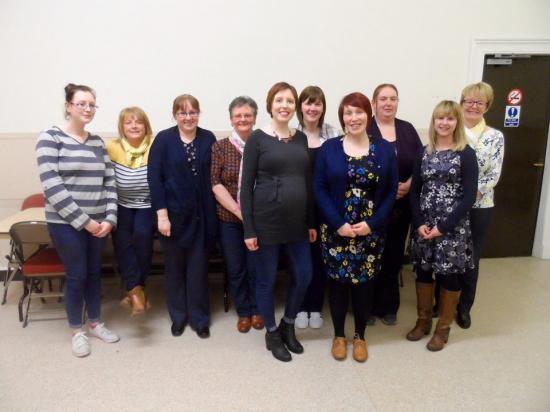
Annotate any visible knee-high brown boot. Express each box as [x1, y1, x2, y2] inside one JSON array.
[[427, 288, 460, 351], [406, 282, 434, 341]]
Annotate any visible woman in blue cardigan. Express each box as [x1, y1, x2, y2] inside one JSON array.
[[148, 94, 217, 339], [315, 92, 398, 362]]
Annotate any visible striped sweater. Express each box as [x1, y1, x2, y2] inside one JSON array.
[[36, 126, 117, 230], [106, 138, 151, 209]]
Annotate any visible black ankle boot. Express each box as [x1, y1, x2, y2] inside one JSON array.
[[278, 319, 304, 354], [265, 330, 291, 362]]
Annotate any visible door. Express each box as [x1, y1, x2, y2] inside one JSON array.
[[481, 55, 550, 257]]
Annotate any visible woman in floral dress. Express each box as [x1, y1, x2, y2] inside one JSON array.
[[407, 100, 478, 351], [315, 92, 397, 362]]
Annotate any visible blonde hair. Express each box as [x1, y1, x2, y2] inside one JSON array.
[[117, 107, 153, 142], [427, 100, 467, 154], [460, 82, 494, 110]]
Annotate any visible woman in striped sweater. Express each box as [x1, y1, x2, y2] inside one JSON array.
[[36, 83, 119, 357], [107, 107, 155, 315]]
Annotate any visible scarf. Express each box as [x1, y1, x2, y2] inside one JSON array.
[[229, 130, 246, 205], [465, 118, 486, 148], [119, 137, 150, 168]]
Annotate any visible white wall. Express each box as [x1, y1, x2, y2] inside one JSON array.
[[1, 0, 550, 256]]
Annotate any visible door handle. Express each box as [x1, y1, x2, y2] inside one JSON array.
[[533, 163, 544, 167]]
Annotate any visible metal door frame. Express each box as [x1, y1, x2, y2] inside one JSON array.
[[467, 38, 550, 259]]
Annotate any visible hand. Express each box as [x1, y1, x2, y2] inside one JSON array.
[[337, 223, 356, 238], [93, 221, 113, 238], [84, 219, 101, 235], [476, 190, 482, 200], [425, 226, 443, 239], [158, 218, 171, 237], [396, 179, 411, 199], [244, 237, 259, 251], [417, 224, 431, 239], [351, 221, 371, 236], [309, 229, 317, 243]]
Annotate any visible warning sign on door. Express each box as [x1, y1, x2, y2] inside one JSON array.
[[506, 89, 523, 105], [504, 105, 521, 127]]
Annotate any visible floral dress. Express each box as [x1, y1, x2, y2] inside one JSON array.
[[320, 147, 384, 284], [411, 149, 474, 274]]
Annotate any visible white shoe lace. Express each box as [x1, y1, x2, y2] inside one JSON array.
[[89, 323, 120, 343], [72, 332, 90, 356]]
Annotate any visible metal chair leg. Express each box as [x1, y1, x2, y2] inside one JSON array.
[[23, 283, 32, 328], [18, 279, 30, 322]]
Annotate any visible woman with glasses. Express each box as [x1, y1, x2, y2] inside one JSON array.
[[211, 96, 264, 333], [36, 83, 119, 357], [315, 92, 397, 362], [367, 84, 422, 327], [454, 82, 504, 328], [148, 94, 217, 339], [240, 82, 316, 362], [107, 107, 155, 316], [407, 101, 478, 351], [294, 85, 341, 330]]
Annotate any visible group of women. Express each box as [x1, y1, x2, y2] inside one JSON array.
[[35, 80, 504, 360]]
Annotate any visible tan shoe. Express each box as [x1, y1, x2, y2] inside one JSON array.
[[237, 317, 252, 333], [251, 314, 264, 330], [331, 337, 347, 360], [128, 286, 146, 316], [352, 336, 368, 362]]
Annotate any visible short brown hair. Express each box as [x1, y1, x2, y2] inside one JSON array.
[[117, 107, 153, 142], [266, 82, 298, 117], [64, 83, 96, 117], [372, 83, 399, 102], [337, 92, 373, 131], [297, 86, 327, 128], [172, 94, 200, 116]]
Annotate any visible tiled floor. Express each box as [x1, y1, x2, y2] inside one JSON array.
[[0, 257, 549, 411]]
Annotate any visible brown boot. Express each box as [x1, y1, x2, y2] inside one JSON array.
[[128, 286, 146, 316], [427, 288, 460, 351], [406, 282, 434, 341]]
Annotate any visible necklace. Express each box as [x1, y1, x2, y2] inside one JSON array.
[[273, 128, 292, 143]]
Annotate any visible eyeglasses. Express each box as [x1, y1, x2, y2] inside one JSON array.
[[462, 99, 486, 108], [71, 102, 98, 111], [176, 111, 199, 118]]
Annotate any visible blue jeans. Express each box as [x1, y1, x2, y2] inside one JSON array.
[[219, 221, 258, 317], [252, 239, 312, 330], [300, 238, 326, 313], [111, 205, 154, 290], [47, 223, 106, 328]]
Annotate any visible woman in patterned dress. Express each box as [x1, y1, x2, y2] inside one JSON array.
[[407, 100, 478, 351], [315, 92, 397, 362]]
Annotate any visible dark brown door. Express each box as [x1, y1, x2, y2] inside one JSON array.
[[481, 55, 550, 257]]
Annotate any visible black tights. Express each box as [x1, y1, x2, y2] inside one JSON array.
[[328, 278, 373, 340], [416, 267, 461, 292]]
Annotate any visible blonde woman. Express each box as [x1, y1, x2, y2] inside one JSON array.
[[107, 107, 154, 315], [407, 101, 478, 351]]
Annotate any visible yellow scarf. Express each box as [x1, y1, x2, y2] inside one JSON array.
[[120, 137, 150, 168], [469, 118, 486, 139]]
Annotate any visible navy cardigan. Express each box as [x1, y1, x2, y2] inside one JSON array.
[[314, 136, 398, 233], [148, 126, 217, 247]]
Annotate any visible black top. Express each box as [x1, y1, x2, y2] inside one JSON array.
[[240, 129, 313, 245]]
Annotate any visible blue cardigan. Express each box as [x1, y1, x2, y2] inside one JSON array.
[[148, 126, 217, 247], [314, 136, 398, 233]]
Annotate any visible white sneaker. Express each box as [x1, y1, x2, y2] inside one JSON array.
[[72, 331, 91, 357], [295, 312, 309, 329], [88, 323, 120, 343], [309, 312, 323, 329]]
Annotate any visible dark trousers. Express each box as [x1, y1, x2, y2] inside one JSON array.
[[253, 239, 312, 330], [111, 205, 154, 291], [329, 278, 373, 340], [300, 238, 326, 313], [372, 199, 411, 317], [416, 267, 461, 292], [458, 207, 493, 314], [219, 221, 258, 317], [48, 223, 106, 328], [160, 226, 209, 328]]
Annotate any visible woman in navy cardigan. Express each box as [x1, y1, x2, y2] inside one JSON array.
[[148, 94, 217, 339], [315, 92, 397, 362]]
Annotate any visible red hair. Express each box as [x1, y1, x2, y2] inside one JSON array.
[[338, 92, 372, 131]]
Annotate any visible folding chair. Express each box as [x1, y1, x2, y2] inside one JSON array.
[[2, 193, 46, 304], [10, 221, 65, 327]]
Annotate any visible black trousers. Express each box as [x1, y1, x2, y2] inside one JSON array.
[[458, 207, 493, 314], [329, 278, 373, 340], [372, 199, 411, 316]]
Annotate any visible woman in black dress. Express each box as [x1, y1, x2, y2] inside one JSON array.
[[407, 100, 478, 351]]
